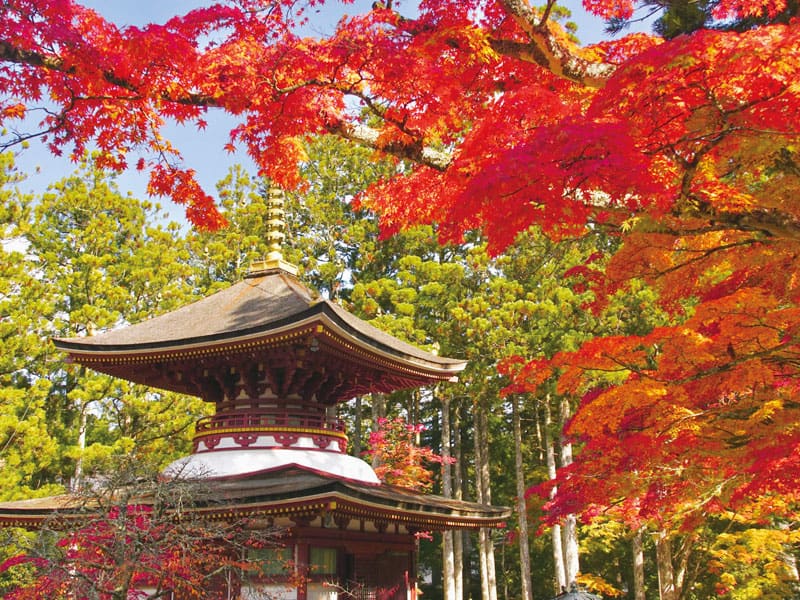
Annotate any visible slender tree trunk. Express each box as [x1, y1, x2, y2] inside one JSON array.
[[409, 388, 421, 430], [559, 397, 580, 586], [454, 404, 465, 599], [373, 392, 386, 421], [474, 405, 489, 600], [633, 528, 646, 600], [463, 533, 473, 599], [443, 530, 455, 599], [544, 398, 567, 594], [562, 516, 579, 587], [72, 402, 88, 491], [674, 534, 695, 600], [534, 405, 544, 462], [455, 519, 464, 598], [352, 395, 362, 457], [655, 530, 677, 600], [371, 393, 386, 470], [500, 541, 508, 600], [475, 403, 498, 600], [441, 394, 456, 600], [70, 360, 91, 492], [512, 396, 533, 600], [784, 547, 799, 581]]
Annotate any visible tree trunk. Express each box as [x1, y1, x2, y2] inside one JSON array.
[[562, 516, 579, 588], [462, 532, 473, 599], [454, 404, 465, 599], [475, 403, 498, 600], [474, 405, 489, 600], [409, 388, 421, 430], [559, 397, 580, 586], [72, 402, 88, 492], [544, 398, 567, 594], [352, 395, 362, 457], [441, 393, 456, 600], [632, 528, 646, 600], [512, 395, 533, 600], [534, 404, 544, 462], [655, 530, 677, 600], [674, 533, 696, 600], [373, 392, 386, 421], [784, 547, 799, 581], [370, 393, 386, 470], [70, 362, 91, 493]]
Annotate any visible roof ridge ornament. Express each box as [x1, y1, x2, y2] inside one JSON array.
[[249, 184, 298, 276]]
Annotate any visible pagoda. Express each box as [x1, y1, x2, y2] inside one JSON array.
[[0, 188, 508, 599]]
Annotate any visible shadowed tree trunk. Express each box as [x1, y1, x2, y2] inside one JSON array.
[[559, 397, 580, 586], [544, 397, 567, 593], [512, 395, 533, 600], [656, 530, 677, 600], [475, 402, 498, 600], [633, 528, 646, 600], [441, 393, 456, 600], [454, 404, 465, 599], [352, 395, 363, 457]]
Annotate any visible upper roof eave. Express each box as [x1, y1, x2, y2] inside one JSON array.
[[53, 271, 466, 376]]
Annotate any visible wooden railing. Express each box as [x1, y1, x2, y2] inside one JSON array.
[[195, 410, 345, 434]]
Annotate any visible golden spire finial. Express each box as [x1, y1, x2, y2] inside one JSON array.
[[265, 185, 286, 261], [249, 184, 298, 276]]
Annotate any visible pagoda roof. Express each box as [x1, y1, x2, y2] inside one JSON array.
[[53, 268, 466, 398], [198, 468, 510, 530], [0, 468, 509, 532]]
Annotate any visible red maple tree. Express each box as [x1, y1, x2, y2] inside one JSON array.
[[364, 416, 452, 492], [2, 0, 799, 527], [0, 481, 285, 600]]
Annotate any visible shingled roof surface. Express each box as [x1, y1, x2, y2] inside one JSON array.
[[212, 468, 510, 523], [54, 269, 465, 371], [0, 468, 510, 531]]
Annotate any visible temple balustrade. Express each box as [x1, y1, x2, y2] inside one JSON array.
[[192, 409, 348, 454]]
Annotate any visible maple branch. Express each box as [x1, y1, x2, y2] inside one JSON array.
[[389, 0, 614, 89], [0, 38, 220, 113], [612, 337, 797, 394], [674, 158, 800, 240], [647, 237, 763, 279], [494, 0, 616, 89], [0, 120, 61, 152], [0, 37, 451, 173], [708, 210, 800, 241], [656, 85, 800, 241], [325, 119, 451, 170], [0, 39, 63, 71], [538, 0, 558, 26]]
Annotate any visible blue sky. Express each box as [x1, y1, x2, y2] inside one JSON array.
[[11, 1, 627, 224]]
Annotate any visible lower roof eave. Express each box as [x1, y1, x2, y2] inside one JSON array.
[[0, 467, 510, 532], [191, 494, 508, 531], [0, 492, 509, 532]]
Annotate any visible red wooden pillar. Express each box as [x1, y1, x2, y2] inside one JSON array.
[[408, 544, 418, 600], [296, 542, 309, 600]]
